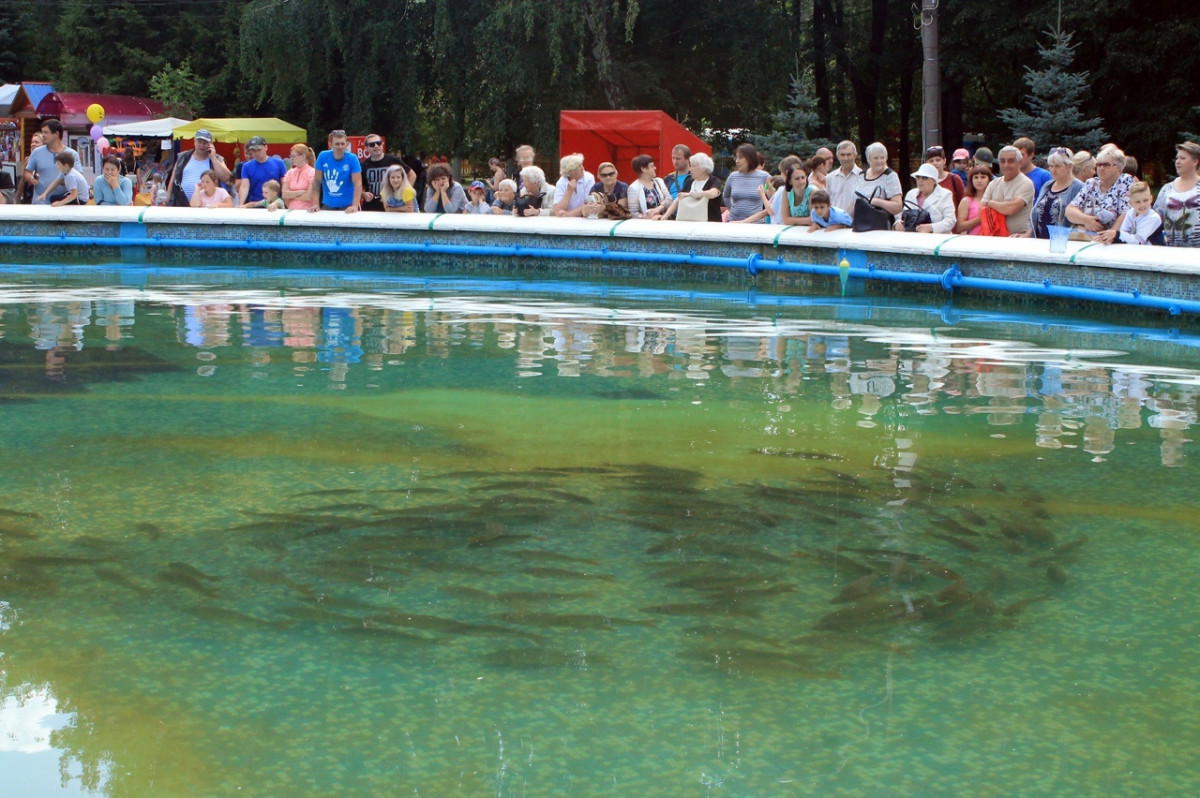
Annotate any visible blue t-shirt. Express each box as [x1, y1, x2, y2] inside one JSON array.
[[1027, 166, 1052, 198], [813, 206, 853, 228], [315, 151, 362, 208], [241, 156, 287, 203]]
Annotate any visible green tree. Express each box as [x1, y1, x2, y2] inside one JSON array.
[[998, 24, 1108, 151], [149, 61, 205, 118], [749, 71, 831, 166]]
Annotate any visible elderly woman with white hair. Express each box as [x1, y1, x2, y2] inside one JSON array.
[[850, 141, 902, 222], [516, 165, 552, 217], [893, 163, 956, 233], [1026, 147, 1083, 238], [660, 152, 724, 222], [551, 153, 596, 217], [1065, 145, 1134, 243]]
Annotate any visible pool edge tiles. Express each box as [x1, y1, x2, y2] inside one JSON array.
[[1, 205, 1199, 320]]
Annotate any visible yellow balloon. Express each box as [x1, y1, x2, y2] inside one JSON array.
[[86, 103, 105, 123]]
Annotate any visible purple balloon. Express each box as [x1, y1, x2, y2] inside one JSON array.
[[90, 123, 104, 141]]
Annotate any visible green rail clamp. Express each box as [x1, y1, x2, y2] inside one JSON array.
[[607, 219, 629, 237], [427, 213, 444, 231], [277, 210, 291, 226], [933, 234, 964, 256], [137, 207, 149, 224], [1069, 242, 1099, 264], [771, 226, 803, 248]]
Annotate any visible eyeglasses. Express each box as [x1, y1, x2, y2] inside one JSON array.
[[1096, 161, 1116, 167], [366, 141, 383, 147], [1049, 147, 1071, 157], [330, 129, 346, 137], [599, 172, 616, 178]]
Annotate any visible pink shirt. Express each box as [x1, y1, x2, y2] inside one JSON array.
[[195, 187, 231, 208], [283, 164, 316, 210]]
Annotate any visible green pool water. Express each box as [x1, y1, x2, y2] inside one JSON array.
[[0, 267, 1198, 796]]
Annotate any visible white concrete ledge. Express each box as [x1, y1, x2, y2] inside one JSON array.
[[1, 204, 1198, 276]]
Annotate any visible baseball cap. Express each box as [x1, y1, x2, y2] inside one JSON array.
[[247, 135, 267, 150], [952, 148, 970, 161], [469, 180, 487, 191], [195, 129, 213, 143], [974, 147, 994, 165]]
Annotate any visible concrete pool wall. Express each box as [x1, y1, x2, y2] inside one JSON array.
[[1, 205, 1198, 316]]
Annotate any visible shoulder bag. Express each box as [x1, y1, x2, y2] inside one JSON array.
[[901, 199, 932, 232], [852, 186, 892, 232], [677, 187, 709, 222]]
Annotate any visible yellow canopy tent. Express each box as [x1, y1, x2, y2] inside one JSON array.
[[172, 117, 306, 144]]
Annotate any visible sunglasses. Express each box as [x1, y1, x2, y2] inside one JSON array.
[[599, 172, 616, 178], [1096, 161, 1116, 167], [366, 141, 383, 147]]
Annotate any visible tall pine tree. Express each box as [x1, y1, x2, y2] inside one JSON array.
[[749, 71, 831, 168], [999, 23, 1108, 151]]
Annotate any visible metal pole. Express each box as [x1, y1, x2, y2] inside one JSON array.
[[920, 0, 941, 151]]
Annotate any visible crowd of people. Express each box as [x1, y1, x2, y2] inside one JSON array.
[[10, 119, 1200, 249]]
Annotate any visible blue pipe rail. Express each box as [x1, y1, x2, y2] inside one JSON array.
[[1, 232, 1197, 316]]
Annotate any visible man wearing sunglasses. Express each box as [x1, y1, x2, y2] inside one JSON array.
[[359, 133, 405, 212]]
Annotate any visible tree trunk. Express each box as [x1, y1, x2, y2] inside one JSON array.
[[812, 0, 834, 138]]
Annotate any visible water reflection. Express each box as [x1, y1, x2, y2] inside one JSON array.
[[0, 284, 1195, 467]]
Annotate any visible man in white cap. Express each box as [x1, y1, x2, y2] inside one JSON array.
[[167, 128, 230, 206]]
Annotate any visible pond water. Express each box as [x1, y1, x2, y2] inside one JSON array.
[[0, 265, 1197, 796]]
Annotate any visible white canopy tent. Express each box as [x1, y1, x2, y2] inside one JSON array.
[[102, 117, 191, 139]]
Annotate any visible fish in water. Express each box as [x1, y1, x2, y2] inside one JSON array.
[[440, 586, 497, 603], [749, 448, 845, 461], [830, 574, 884, 604], [470, 480, 549, 492], [594, 388, 665, 400], [368, 611, 543, 642], [167, 562, 220, 582], [1027, 536, 1088, 568], [1046, 563, 1069, 585], [686, 625, 783, 648], [522, 567, 615, 582], [642, 602, 762, 619], [492, 611, 655, 630], [792, 633, 910, 657], [929, 532, 981, 552], [467, 533, 544, 548], [369, 486, 448, 495], [156, 567, 220, 599], [15, 554, 111, 567], [481, 647, 606, 669], [290, 488, 363, 498], [136, 522, 164, 540], [495, 589, 597, 602], [281, 605, 363, 625], [1001, 594, 1052, 617], [503, 550, 601, 566], [677, 645, 841, 679], [0, 523, 37, 540], [187, 605, 294, 630], [0, 507, 42, 519], [93, 567, 153, 597], [336, 625, 442, 644], [814, 599, 913, 632]]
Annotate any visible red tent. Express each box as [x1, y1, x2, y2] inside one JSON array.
[[35, 92, 165, 132], [558, 110, 710, 185]]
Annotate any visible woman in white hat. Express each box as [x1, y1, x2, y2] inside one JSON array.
[[894, 163, 956, 233]]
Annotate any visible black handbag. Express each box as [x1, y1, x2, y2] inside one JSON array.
[[900, 200, 932, 232], [852, 187, 892, 232]]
